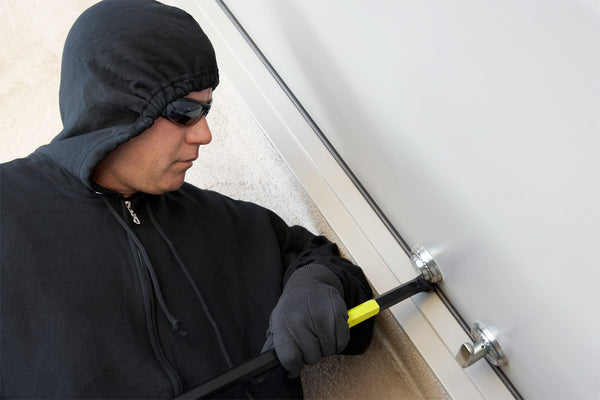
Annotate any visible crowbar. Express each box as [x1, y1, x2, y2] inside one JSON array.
[[176, 272, 439, 399]]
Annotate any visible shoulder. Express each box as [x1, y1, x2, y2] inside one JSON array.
[[1, 155, 39, 175], [1, 156, 46, 189], [1, 154, 86, 196], [175, 182, 271, 213], [166, 182, 287, 227]]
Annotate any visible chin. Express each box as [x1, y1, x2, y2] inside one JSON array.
[[146, 172, 187, 194], [163, 178, 186, 193]]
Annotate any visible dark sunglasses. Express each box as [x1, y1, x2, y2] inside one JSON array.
[[161, 98, 212, 126]]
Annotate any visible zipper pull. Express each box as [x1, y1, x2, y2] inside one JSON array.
[[124, 200, 141, 225]]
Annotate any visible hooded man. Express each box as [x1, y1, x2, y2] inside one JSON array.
[[0, 0, 374, 398]]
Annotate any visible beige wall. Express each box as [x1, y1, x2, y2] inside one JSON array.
[[0, 1, 448, 398]]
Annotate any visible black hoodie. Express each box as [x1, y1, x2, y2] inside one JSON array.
[[0, 0, 373, 398]]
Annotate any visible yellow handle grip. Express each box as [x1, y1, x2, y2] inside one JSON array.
[[347, 299, 380, 328]]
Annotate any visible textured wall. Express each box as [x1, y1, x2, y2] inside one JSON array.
[[0, 1, 448, 398]]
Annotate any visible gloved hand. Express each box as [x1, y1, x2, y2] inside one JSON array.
[[262, 264, 350, 378]]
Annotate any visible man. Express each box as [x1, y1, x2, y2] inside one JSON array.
[[0, 0, 374, 398]]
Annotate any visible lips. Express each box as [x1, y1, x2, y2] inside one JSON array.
[[173, 158, 196, 170], [178, 156, 198, 163]]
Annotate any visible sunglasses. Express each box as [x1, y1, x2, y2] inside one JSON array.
[[161, 98, 212, 126]]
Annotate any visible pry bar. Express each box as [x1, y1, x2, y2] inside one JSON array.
[[175, 275, 434, 399]]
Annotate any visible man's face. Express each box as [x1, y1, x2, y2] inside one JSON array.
[[92, 88, 213, 197]]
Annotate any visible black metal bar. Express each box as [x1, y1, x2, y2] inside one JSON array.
[[174, 277, 435, 399], [375, 276, 433, 310], [174, 349, 279, 399]]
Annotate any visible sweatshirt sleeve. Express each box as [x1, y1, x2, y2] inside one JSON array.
[[268, 210, 375, 355]]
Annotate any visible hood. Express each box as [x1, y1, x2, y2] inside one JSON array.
[[35, 0, 219, 190]]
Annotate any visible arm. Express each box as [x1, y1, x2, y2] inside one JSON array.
[[265, 212, 375, 376]]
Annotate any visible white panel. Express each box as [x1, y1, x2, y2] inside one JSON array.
[[220, 1, 600, 398], [203, 1, 600, 399]]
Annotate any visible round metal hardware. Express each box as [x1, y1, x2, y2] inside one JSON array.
[[472, 321, 508, 367], [410, 246, 443, 283], [456, 321, 508, 368]]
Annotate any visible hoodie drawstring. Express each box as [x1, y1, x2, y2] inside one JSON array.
[[145, 201, 234, 369], [101, 196, 187, 336], [101, 194, 254, 399]]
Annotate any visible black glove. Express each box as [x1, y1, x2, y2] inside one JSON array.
[[262, 264, 350, 378]]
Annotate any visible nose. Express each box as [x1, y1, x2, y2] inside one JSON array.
[[184, 117, 212, 145]]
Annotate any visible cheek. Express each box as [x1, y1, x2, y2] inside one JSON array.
[[134, 129, 181, 164]]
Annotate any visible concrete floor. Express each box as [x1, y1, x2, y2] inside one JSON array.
[[0, 1, 449, 398]]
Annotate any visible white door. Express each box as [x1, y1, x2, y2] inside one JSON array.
[[204, 1, 600, 398]]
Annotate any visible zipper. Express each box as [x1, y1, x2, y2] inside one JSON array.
[[102, 195, 182, 394], [122, 199, 182, 395], [125, 200, 141, 224]]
